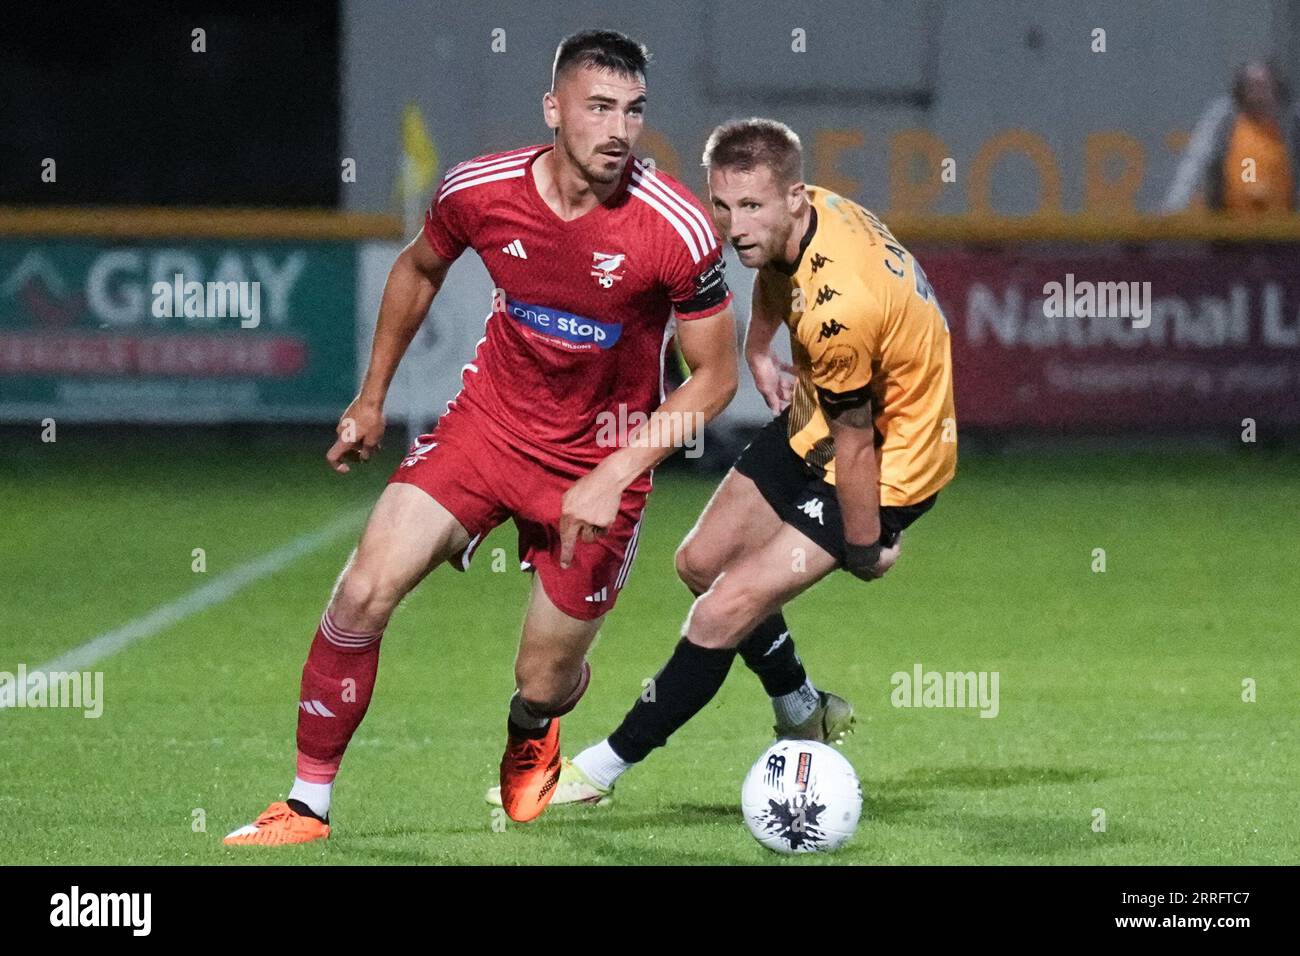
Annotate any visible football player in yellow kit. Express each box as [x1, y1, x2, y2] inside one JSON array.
[[494, 117, 957, 808]]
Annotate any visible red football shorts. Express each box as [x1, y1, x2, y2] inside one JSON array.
[[387, 407, 648, 621]]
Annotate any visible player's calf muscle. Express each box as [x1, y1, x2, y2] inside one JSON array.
[[514, 663, 583, 713], [514, 629, 598, 710], [513, 644, 584, 700], [686, 577, 777, 649]]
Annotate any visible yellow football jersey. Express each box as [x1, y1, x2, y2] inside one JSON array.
[[756, 186, 956, 506]]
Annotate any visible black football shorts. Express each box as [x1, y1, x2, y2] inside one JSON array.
[[733, 408, 937, 565]]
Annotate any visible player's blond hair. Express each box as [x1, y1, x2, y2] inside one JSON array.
[[701, 118, 803, 186]]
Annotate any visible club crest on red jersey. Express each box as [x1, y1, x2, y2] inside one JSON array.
[[590, 251, 628, 289]]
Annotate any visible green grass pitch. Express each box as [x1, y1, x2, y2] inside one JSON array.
[[2, 429, 1297, 865]]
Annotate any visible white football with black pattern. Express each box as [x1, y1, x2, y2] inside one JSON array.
[[742, 739, 862, 854]]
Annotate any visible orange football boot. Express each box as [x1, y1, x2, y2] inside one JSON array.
[[223, 800, 330, 846], [499, 719, 563, 822]]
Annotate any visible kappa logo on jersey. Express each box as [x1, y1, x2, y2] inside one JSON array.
[[502, 239, 528, 259], [797, 497, 825, 525], [505, 297, 622, 349], [816, 318, 847, 341], [591, 251, 627, 288], [813, 285, 841, 308], [809, 253, 832, 273]]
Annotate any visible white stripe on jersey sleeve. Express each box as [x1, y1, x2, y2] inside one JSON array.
[[439, 153, 534, 198], [632, 163, 717, 253], [446, 145, 540, 177], [439, 168, 526, 203], [629, 185, 702, 262], [632, 160, 717, 246]]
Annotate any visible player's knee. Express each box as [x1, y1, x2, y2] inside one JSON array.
[[675, 539, 719, 595], [331, 568, 401, 631], [687, 580, 763, 649]]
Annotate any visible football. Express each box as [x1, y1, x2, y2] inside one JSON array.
[[741, 739, 863, 854]]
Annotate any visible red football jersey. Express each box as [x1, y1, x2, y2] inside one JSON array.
[[422, 144, 732, 473]]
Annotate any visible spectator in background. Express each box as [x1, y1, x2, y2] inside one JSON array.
[[1163, 59, 1300, 215]]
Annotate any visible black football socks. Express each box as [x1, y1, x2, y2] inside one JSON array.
[[607, 637, 737, 763], [736, 613, 807, 697]]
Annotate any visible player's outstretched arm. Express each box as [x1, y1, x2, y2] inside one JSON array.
[[745, 272, 795, 414], [824, 396, 898, 580], [558, 306, 739, 567], [327, 234, 452, 473], [626, 303, 739, 465]]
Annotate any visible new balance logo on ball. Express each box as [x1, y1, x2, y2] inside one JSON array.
[[764, 754, 785, 786]]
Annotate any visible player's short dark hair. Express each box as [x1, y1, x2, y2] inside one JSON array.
[[552, 30, 651, 88], [701, 118, 804, 186]]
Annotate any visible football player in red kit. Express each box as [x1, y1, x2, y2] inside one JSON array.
[[224, 30, 741, 841]]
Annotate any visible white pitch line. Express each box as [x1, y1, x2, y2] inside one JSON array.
[[0, 509, 366, 709]]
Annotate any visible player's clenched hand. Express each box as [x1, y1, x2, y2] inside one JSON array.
[[845, 534, 903, 582], [559, 468, 624, 569], [749, 351, 797, 414], [868, 536, 902, 578], [326, 397, 385, 474]]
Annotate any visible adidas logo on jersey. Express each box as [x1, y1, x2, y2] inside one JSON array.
[[502, 239, 527, 259], [299, 699, 336, 717], [584, 586, 609, 604], [797, 498, 825, 525]]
